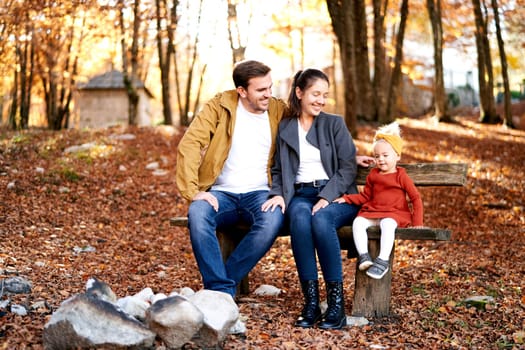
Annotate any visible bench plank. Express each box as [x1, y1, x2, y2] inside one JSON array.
[[170, 218, 450, 242], [356, 163, 467, 186]]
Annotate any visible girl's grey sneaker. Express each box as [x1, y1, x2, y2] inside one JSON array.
[[366, 258, 389, 279], [357, 253, 373, 271]]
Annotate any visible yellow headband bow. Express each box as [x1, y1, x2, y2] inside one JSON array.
[[374, 133, 403, 155]]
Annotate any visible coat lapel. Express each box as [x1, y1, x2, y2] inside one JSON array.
[[280, 118, 300, 155]]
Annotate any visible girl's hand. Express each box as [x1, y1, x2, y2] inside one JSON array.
[[262, 196, 285, 213], [333, 197, 346, 204]]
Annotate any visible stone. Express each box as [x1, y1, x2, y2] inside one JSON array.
[[253, 284, 281, 296], [116, 295, 150, 321], [151, 293, 168, 304], [189, 290, 239, 348], [228, 318, 246, 334], [43, 294, 155, 350], [146, 295, 204, 349], [464, 295, 495, 310], [346, 316, 369, 327], [85, 277, 117, 304], [152, 169, 169, 176], [63, 142, 96, 154], [2, 276, 32, 294], [179, 287, 196, 297], [10, 304, 27, 316], [145, 162, 159, 170], [110, 133, 136, 141], [134, 287, 154, 303]]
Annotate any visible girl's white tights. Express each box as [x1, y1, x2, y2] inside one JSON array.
[[352, 216, 397, 261]]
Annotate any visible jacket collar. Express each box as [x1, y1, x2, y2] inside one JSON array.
[[280, 113, 324, 150], [219, 90, 239, 114]]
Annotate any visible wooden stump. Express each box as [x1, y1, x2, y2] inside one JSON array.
[[351, 239, 394, 318]]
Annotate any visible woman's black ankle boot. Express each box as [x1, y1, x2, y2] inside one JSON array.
[[318, 281, 347, 330], [295, 280, 321, 328]]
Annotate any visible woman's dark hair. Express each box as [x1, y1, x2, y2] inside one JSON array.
[[232, 60, 271, 89], [286, 68, 329, 119]]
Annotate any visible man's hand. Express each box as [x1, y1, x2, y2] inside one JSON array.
[[193, 191, 219, 211], [262, 196, 285, 213], [357, 155, 375, 167]]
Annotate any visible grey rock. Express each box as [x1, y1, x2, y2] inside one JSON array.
[[189, 290, 239, 348], [346, 316, 369, 327], [63, 142, 96, 154], [228, 318, 246, 334], [253, 284, 281, 296], [1, 276, 32, 294], [117, 295, 150, 321], [43, 294, 155, 350], [10, 304, 27, 316], [85, 277, 117, 304], [464, 295, 495, 310], [146, 295, 204, 349], [110, 133, 136, 141], [0, 299, 10, 309]]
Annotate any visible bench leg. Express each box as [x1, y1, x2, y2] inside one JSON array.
[[351, 239, 394, 318], [217, 231, 250, 295]]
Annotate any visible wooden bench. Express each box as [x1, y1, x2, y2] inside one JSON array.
[[170, 162, 468, 318]]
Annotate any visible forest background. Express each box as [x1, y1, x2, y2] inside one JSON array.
[[1, 0, 525, 133]]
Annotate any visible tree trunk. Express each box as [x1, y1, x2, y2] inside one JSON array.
[[491, 0, 513, 128], [354, 0, 373, 121], [326, 0, 357, 137], [385, 0, 408, 123], [472, 0, 499, 124], [372, 0, 388, 123], [427, 0, 451, 123], [156, 0, 173, 125], [14, 22, 34, 130], [180, 0, 204, 126], [170, 0, 184, 124], [119, 0, 140, 126], [9, 69, 18, 130], [227, 1, 249, 65]]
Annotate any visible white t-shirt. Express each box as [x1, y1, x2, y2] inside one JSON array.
[[295, 123, 329, 183], [211, 100, 272, 193]]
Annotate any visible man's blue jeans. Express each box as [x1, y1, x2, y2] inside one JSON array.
[[187, 190, 284, 297], [287, 186, 360, 282]]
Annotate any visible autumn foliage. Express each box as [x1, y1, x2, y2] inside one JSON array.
[[0, 115, 524, 349]]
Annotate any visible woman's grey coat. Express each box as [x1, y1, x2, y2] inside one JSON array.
[[269, 112, 359, 208]]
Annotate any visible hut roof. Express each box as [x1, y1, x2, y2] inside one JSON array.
[[79, 70, 152, 97]]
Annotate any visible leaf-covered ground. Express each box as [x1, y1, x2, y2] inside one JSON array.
[[1, 115, 524, 349]]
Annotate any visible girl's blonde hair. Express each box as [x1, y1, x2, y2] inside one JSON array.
[[373, 122, 403, 155]]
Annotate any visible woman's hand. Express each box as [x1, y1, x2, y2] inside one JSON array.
[[357, 155, 375, 167], [312, 198, 329, 215], [262, 196, 285, 213]]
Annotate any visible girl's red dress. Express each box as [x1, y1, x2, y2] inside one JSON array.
[[342, 167, 423, 227]]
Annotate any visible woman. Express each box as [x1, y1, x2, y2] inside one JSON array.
[[262, 69, 372, 329]]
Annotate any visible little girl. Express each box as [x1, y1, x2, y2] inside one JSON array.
[[335, 122, 423, 279]]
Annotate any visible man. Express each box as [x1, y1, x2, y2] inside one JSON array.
[[176, 60, 287, 297]]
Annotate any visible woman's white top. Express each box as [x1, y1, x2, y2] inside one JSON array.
[[295, 122, 329, 183]]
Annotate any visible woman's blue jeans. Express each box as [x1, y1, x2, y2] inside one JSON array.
[[288, 186, 360, 282], [187, 190, 284, 297]]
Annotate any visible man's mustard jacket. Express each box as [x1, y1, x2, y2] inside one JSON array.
[[176, 89, 286, 201]]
